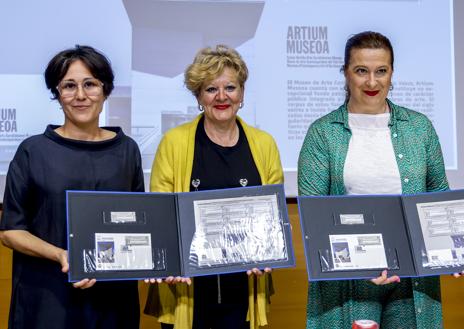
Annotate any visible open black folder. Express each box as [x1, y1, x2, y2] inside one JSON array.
[[66, 184, 295, 282], [298, 189, 464, 281]]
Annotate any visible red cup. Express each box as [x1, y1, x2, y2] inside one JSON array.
[[352, 320, 379, 329]]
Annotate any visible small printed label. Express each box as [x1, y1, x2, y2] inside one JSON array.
[[428, 249, 454, 262], [110, 211, 137, 223], [340, 214, 364, 225]]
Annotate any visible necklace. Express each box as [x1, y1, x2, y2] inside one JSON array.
[[204, 123, 239, 147]]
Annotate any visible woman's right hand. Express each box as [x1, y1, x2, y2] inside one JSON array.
[[247, 267, 272, 276], [144, 276, 192, 285], [370, 269, 400, 285]]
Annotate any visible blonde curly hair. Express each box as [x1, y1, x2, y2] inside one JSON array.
[[185, 45, 248, 97]]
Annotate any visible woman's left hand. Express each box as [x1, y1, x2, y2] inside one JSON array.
[[370, 270, 400, 285], [72, 278, 97, 289], [246, 267, 272, 276]]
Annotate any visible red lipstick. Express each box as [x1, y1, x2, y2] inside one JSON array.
[[214, 105, 230, 110], [364, 90, 380, 96]]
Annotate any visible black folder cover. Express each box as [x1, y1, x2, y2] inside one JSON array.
[[298, 189, 464, 281], [67, 184, 295, 282]]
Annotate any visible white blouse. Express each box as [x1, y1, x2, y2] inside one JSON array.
[[344, 112, 402, 195]]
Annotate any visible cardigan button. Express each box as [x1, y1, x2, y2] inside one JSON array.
[[398, 154, 404, 159], [417, 308, 422, 314], [404, 178, 409, 183], [393, 133, 398, 138]]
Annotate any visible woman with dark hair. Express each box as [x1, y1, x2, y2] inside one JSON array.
[[0, 45, 143, 329], [144, 45, 283, 329], [298, 31, 448, 328]]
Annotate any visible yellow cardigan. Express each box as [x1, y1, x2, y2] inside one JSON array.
[[144, 114, 284, 329]]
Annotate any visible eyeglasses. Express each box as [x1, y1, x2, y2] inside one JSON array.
[[57, 78, 104, 98]]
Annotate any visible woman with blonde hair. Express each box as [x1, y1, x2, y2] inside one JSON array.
[[144, 45, 283, 329]]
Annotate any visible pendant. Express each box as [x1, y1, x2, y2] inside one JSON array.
[[239, 178, 248, 187], [191, 179, 200, 191]]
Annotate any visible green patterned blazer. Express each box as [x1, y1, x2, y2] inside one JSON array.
[[298, 99, 449, 328]]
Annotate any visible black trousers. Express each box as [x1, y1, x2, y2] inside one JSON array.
[[161, 273, 250, 329], [160, 303, 249, 329]]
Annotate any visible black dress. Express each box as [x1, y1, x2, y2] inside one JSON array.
[[0, 125, 144, 329], [189, 117, 261, 329]]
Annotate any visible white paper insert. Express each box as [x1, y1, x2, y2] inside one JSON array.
[[190, 194, 287, 267], [416, 199, 464, 267], [329, 233, 388, 270], [95, 233, 153, 271]]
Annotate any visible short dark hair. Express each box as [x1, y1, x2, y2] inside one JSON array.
[[44, 45, 114, 100], [342, 31, 394, 73]]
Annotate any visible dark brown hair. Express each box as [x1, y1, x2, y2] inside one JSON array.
[[44, 45, 114, 100], [342, 31, 394, 73]]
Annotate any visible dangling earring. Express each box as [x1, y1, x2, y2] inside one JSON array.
[[239, 101, 244, 109], [343, 85, 350, 101], [198, 104, 204, 112], [389, 84, 394, 91]]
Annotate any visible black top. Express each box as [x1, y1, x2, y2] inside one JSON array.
[[190, 117, 261, 308], [0, 125, 144, 329], [190, 117, 261, 192]]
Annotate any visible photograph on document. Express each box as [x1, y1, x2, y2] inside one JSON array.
[[329, 234, 388, 270], [95, 233, 153, 271]]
